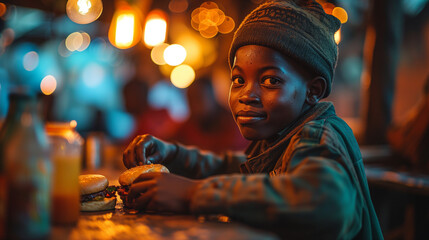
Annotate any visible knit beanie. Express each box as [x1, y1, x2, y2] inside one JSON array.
[[229, 0, 341, 98]]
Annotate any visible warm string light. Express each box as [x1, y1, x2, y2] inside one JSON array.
[[108, 1, 143, 49], [66, 0, 103, 24], [144, 9, 168, 47], [115, 13, 135, 47]]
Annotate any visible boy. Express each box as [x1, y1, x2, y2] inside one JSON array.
[[122, 1, 383, 239]]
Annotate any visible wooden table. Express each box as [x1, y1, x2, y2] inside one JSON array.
[[50, 210, 280, 240], [50, 168, 280, 240]]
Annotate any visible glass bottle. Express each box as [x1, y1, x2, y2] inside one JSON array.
[[0, 91, 52, 239], [45, 121, 82, 225]]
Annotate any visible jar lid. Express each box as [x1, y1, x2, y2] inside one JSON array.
[[45, 121, 77, 132]]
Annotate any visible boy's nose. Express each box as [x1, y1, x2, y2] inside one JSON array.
[[238, 92, 261, 105]]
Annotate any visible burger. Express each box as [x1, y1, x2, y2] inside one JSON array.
[[79, 174, 117, 211], [117, 164, 169, 208]]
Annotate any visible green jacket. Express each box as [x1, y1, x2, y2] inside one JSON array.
[[165, 102, 383, 240]]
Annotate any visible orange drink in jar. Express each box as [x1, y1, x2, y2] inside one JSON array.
[[46, 121, 82, 225]]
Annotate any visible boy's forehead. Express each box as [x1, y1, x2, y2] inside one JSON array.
[[232, 45, 313, 79], [233, 45, 291, 65]]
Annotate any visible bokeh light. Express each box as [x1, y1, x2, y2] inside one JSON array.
[[40, 75, 57, 95], [106, 110, 135, 140], [332, 7, 348, 24], [2, 28, 15, 48], [77, 32, 91, 51], [151, 43, 169, 65], [199, 19, 218, 38], [65, 32, 91, 52], [65, 32, 83, 51], [218, 16, 235, 34], [214, 9, 226, 25], [82, 63, 105, 87], [23, 51, 39, 71], [170, 64, 195, 88], [175, 35, 203, 69], [0, 3, 7, 17], [169, 0, 188, 13], [115, 14, 135, 48], [335, 29, 341, 44], [70, 120, 77, 128], [108, 2, 143, 49], [164, 44, 187, 66], [144, 10, 167, 47], [191, 7, 203, 25], [159, 64, 174, 77], [200, 1, 218, 9], [190, 2, 234, 38], [58, 40, 72, 57], [66, 0, 103, 24], [321, 2, 335, 15]]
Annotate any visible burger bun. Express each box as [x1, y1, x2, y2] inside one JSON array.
[[119, 164, 169, 186], [79, 174, 109, 195]]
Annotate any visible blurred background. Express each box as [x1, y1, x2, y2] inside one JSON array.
[[0, 0, 429, 238], [0, 0, 428, 149]]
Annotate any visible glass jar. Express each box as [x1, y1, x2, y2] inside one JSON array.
[[0, 91, 52, 239], [46, 121, 83, 225]]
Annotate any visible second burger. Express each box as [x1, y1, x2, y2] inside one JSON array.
[[117, 164, 169, 208]]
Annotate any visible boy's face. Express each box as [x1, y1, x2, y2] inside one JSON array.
[[229, 45, 309, 141]]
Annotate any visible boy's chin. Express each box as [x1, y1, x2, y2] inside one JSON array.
[[240, 129, 266, 141], [240, 128, 279, 142]]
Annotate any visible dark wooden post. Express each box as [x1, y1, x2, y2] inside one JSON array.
[[362, 0, 403, 145]]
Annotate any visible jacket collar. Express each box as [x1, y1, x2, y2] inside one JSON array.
[[241, 102, 335, 173]]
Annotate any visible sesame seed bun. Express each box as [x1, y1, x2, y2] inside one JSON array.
[[119, 164, 169, 186], [79, 174, 109, 195]]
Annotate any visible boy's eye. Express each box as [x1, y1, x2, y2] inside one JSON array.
[[261, 77, 282, 86], [232, 76, 245, 85]]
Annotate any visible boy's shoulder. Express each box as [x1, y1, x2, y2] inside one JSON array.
[[292, 108, 352, 148], [289, 107, 360, 162]]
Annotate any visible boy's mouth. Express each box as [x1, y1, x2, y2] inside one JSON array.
[[236, 111, 266, 124]]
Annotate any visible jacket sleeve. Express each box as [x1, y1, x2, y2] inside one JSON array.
[[189, 129, 363, 239], [164, 143, 247, 179]]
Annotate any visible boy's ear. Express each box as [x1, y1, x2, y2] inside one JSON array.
[[305, 77, 327, 106]]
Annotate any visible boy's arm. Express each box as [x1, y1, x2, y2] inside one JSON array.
[[189, 144, 362, 239], [164, 143, 247, 179]]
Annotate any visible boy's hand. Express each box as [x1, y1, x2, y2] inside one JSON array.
[[127, 172, 201, 213], [123, 134, 177, 169]]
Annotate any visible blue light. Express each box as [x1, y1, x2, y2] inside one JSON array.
[[105, 110, 135, 140], [0, 68, 10, 118], [148, 80, 189, 122]]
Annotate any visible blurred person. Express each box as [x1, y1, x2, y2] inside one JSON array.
[[122, 77, 179, 143], [173, 76, 248, 153], [122, 1, 383, 239]]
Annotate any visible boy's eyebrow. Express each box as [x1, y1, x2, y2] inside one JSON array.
[[231, 65, 242, 72], [231, 65, 285, 73], [258, 65, 284, 74]]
